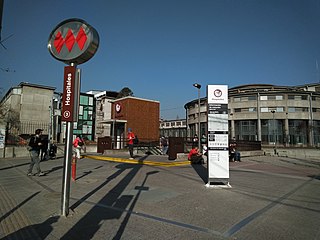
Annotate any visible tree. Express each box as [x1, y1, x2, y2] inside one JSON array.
[[117, 87, 134, 98], [0, 103, 19, 130]]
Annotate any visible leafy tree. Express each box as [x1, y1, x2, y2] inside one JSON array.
[[117, 87, 134, 98]]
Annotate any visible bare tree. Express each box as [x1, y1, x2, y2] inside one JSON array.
[[0, 103, 19, 131]]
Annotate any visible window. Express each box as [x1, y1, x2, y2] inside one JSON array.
[[234, 97, 241, 102], [276, 107, 284, 112], [260, 96, 268, 101], [80, 96, 89, 105], [88, 97, 93, 106], [261, 107, 269, 112], [288, 107, 295, 113], [288, 95, 307, 100], [248, 96, 257, 101], [276, 95, 283, 100]]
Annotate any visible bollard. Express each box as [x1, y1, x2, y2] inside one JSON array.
[[71, 156, 77, 181]]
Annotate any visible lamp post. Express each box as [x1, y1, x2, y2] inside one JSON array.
[[193, 83, 201, 150], [271, 110, 276, 155]]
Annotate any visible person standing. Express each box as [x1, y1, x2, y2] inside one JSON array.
[[127, 128, 135, 159], [192, 134, 199, 148], [201, 133, 207, 149], [160, 136, 168, 155], [27, 129, 45, 176], [73, 135, 84, 161]]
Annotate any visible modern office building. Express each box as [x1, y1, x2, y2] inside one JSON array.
[[184, 83, 320, 147]]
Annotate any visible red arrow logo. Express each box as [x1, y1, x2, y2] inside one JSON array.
[[54, 27, 87, 53]]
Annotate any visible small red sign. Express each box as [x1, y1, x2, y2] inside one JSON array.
[[61, 66, 76, 122]]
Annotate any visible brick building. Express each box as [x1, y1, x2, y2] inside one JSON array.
[[108, 96, 160, 148]]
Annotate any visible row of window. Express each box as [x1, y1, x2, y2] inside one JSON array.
[[233, 95, 318, 102], [233, 107, 320, 113], [160, 120, 187, 128]]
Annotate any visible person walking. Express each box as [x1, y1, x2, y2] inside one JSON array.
[[27, 129, 45, 176], [73, 135, 84, 161], [127, 128, 136, 159]]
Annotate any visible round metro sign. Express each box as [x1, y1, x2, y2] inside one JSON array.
[[48, 18, 99, 65]]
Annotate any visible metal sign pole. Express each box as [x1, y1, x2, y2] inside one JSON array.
[[48, 18, 99, 216], [61, 120, 73, 216], [61, 63, 78, 216]]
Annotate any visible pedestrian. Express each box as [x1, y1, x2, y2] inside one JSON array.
[[200, 133, 207, 151], [160, 136, 168, 155], [192, 134, 199, 148], [188, 146, 204, 164], [127, 128, 136, 159], [40, 137, 48, 161], [27, 129, 45, 176], [73, 135, 84, 161]]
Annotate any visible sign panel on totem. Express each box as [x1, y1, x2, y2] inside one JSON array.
[[207, 85, 229, 181], [61, 66, 76, 122]]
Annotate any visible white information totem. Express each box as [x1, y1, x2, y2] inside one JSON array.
[[206, 85, 231, 187]]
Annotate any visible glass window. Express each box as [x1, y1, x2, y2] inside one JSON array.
[[268, 95, 276, 100], [234, 97, 241, 102], [79, 106, 83, 115], [260, 96, 267, 100], [80, 96, 89, 105], [288, 107, 295, 112], [235, 108, 241, 112], [288, 95, 294, 100], [276, 107, 284, 112], [89, 97, 93, 106], [249, 107, 256, 112], [261, 107, 269, 112], [276, 95, 283, 100], [248, 96, 256, 101]]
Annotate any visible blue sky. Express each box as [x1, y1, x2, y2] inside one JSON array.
[[1, 0, 320, 119]]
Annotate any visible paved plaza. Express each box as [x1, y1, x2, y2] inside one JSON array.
[[0, 153, 319, 239]]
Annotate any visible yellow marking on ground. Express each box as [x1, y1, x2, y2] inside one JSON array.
[[84, 155, 191, 167]]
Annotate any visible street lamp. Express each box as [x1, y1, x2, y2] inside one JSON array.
[[271, 110, 276, 155], [193, 83, 201, 150]]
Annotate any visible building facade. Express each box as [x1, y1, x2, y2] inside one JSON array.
[[159, 119, 187, 138], [110, 96, 160, 147], [184, 83, 320, 147], [0, 82, 55, 140]]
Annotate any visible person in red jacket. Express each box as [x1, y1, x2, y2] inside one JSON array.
[[73, 135, 84, 160], [188, 147, 204, 164], [127, 128, 136, 159]]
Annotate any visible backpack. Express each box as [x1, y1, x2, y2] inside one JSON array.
[[133, 135, 139, 144], [78, 140, 84, 146]]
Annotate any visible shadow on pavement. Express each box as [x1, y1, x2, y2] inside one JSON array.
[[191, 163, 208, 184], [4, 216, 60, 239], [63, 161, 151, 239]]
